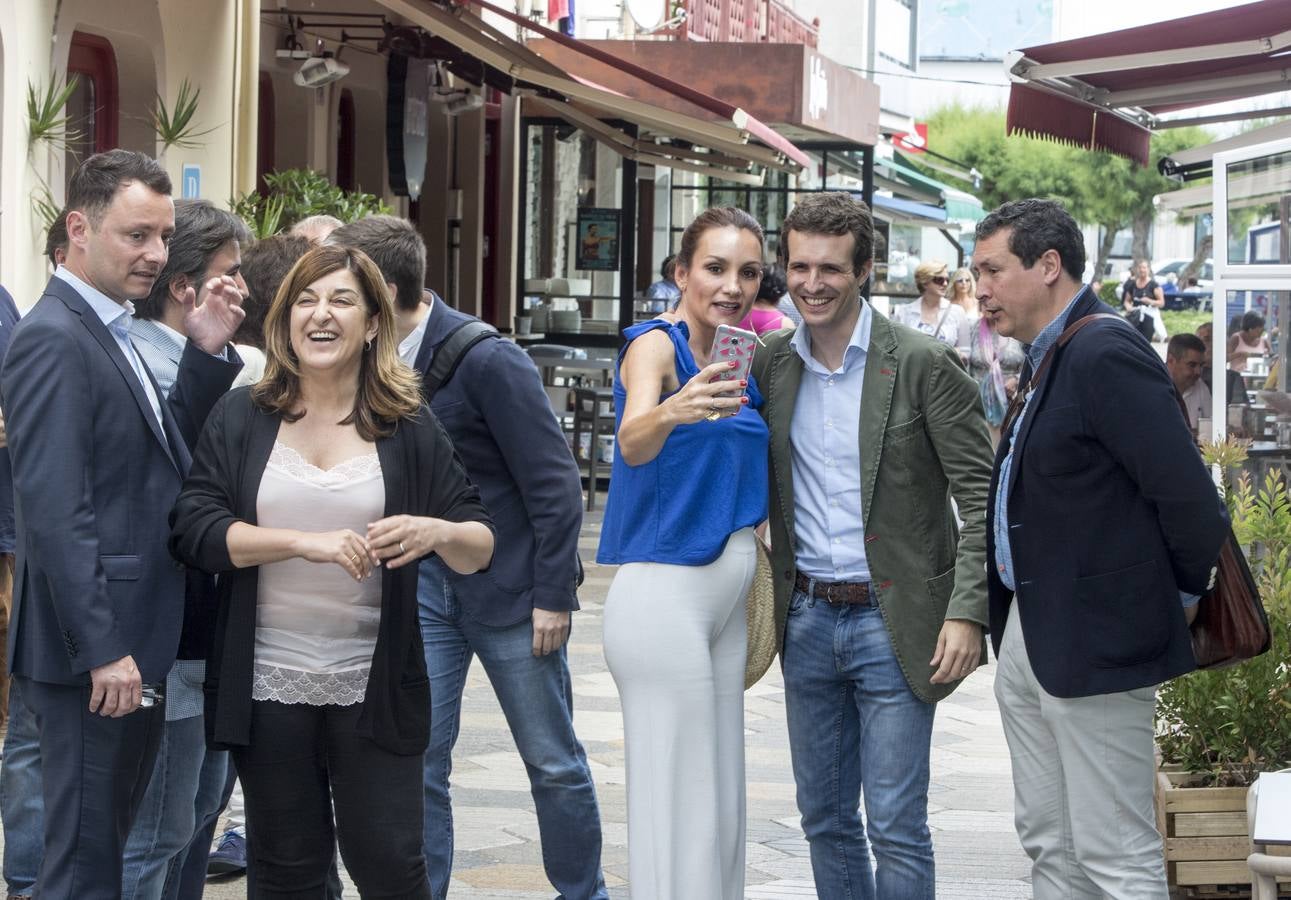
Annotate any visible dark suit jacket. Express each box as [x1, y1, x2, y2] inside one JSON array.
[[170, 388, 492, 754], [1, 276, 240, 685], [0, 286, 23, 555], [986, 288, 1229, 698], [413, 298, 583, 626]]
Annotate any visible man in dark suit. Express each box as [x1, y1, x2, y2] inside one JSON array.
[[1, 150, 243, 899], [976, 198, 1228, 898], [329, 215, 607, 900]]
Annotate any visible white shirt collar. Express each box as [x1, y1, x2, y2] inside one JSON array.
[[54, 266, 134, 330], [789, 299, 873, 374]]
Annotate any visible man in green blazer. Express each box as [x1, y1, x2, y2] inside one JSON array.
[[751, 192, 994, 897]]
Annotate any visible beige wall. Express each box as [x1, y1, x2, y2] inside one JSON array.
[[0, 0, 253, 308]]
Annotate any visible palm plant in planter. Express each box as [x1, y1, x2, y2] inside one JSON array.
[[1154, 440, 1291, 889]]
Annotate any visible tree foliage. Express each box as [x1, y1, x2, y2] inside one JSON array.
[[922, 103, 1210, 275]]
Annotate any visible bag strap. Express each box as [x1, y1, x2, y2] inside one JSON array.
[[422, 320, 500, 400], [1000, 313, 1121, 436], [933, 303, 953, 342]]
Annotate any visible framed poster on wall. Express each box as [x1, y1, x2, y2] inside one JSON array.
[[576, 208, 620, 271]]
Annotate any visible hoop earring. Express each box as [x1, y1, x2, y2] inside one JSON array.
[[365, 338, 372, 351]]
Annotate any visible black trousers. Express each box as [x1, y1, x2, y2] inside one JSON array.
[[231, 699, 431, 900], [22, 676, 165, 900]]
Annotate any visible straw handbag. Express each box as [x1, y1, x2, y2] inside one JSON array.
[[744, 534, 778, 690]]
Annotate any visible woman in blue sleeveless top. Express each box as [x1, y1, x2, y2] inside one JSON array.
[[598, 208, 769, 899]]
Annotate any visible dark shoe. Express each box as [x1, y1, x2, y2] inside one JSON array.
[[207, 830, 247, 876]]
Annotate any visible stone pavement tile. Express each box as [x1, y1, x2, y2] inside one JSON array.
[[447, 805, 536, 852], [745, 880, 821, 897]]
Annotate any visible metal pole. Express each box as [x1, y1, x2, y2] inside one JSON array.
[[618, 124, 639, 344]]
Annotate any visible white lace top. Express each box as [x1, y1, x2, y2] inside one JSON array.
[[252, 442, 385, 706]]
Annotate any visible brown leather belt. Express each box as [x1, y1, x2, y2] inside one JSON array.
[[793, 571, 872, 606]]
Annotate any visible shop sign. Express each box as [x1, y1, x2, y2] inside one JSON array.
[[576, 208, 621, 271]]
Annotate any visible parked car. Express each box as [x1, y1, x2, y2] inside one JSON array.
[[1154, 257, 1214, 289]]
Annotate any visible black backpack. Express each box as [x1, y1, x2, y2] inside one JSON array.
[[422, 320, 499, 400]]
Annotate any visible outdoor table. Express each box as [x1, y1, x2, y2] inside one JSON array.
[[1244, 441, 1291, 488]]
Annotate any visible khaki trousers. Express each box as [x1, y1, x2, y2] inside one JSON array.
[[994, 607, 1168, 900]]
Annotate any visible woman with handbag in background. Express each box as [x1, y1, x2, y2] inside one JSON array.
[[597, 207, 769, 899], [171, 245, 494, 898], [966, 315, 1024, 445], [893, 260, 965, 347]]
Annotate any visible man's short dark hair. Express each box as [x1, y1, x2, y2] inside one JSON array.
[[237, 234, 313, 350], [757, 262, 788, 303], [45, 209, 69, 267], [660, 254, 677, 281], [136, 201, 251, 321], [975, 199, 1085, 282], [327, 214, 427, 312], [779, 192, 874, 276], [66, 150, 171, 227], [1167, 333, 1206, 360]]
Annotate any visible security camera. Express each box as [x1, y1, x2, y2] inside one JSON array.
[[294, 56, 350, 88]]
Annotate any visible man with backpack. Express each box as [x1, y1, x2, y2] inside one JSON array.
[[328, 216, 606, 900]]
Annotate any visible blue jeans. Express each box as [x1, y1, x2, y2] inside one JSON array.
[[417, 558, 606, 900], [782, 589, 937, 900], [1, 676, 43, 894], [121, 715, 228, 900]]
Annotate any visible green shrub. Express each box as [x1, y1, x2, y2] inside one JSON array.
[[1155, 443, 1291, 787], [231, 169, 390, 239]]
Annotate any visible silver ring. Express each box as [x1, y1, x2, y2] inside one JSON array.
[[399, 541, 407, 554]]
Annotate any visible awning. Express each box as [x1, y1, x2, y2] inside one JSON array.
[[872, 194, 948, 226], [1157, 164, 1291, 215], [521, 38, 880, 148], [877, 157, 985, 224], [372, 0, 810, 180], [1004, 0, 1291, 165], [1160, 119, 1291, 181]]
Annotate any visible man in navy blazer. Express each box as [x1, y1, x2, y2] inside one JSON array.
[[1, 150, 243, 899], [975, 199, 1227, 898], [329, 216, 606, 900]]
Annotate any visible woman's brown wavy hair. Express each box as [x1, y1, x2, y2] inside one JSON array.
[[252, 243, 423, 439]]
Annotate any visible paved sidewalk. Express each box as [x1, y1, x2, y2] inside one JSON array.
[[334, 509, 1029, 898], [2, 508, 1034, 898]]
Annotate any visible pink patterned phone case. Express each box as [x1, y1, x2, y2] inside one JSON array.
[[709, 324, 758, 397]]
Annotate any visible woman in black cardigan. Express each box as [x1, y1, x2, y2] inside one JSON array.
[[171, 245, 493, 899]]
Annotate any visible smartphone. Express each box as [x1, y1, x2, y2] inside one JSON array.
[[709, 324, 758, 397]]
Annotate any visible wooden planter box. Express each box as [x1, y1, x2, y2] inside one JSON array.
[[1155, 766, 1291, 898]]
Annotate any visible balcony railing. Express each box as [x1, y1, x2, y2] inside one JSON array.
[[664, 0, 819, 47]]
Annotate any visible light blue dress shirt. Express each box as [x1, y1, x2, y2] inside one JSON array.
[[54, 266, 165, 429], [789, 302, 873, 582], [992, 291, 1081, 592]]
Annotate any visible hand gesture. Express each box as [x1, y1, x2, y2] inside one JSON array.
[[89, 654, 142, 717], [929, 619, 984, 684], [183, 275, 246, 356], [665, 360, 749, 424], [295, 530, 377, 581], [367, 515, 441, 570]]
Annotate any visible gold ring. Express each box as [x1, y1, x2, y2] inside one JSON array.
[[399, 541, 407, 554], [349, 554, 360, 565], [705, 410, 721, 422]]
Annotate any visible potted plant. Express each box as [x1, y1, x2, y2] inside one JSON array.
[[1154, 439, 1291, 892], [231, 168, 390, 239]]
